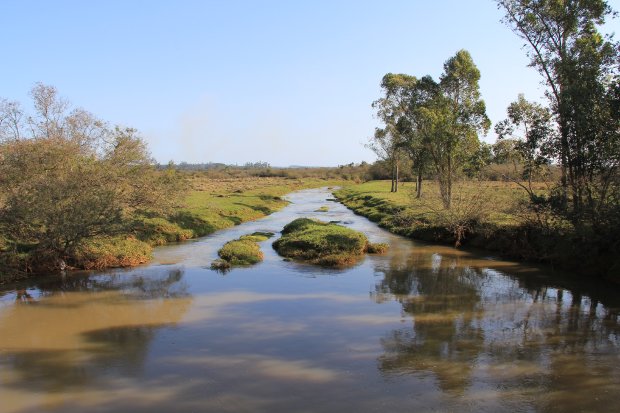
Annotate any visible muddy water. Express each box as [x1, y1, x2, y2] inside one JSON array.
[[1, 188, 619, 413]]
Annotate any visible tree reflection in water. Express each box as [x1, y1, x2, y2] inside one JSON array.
[[373, 247, 620, 409], [0, 267, 191, 393], [375, 250, 485, 393]]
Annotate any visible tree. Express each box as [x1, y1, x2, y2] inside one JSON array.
[[424, 50, 490, 208], [0, 84, 185, 271], [371, 73, 418, 192], [495, 94, 555, 196], [496, 0, 620, 223], [396, 75, 438, 199]]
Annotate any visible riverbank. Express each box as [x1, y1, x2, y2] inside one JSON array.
[[0, 176, 344, 282], [334, 180, 620, 282]]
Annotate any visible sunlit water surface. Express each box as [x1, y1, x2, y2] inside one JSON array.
[[1, 188, 619, 413]]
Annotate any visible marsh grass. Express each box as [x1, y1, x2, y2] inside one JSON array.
[[239, 232, 275, 242], [213, 231, 275, 269], [218, 239, 264, 266], [71, 236, 152, 270], [273, 218, 387, 267]]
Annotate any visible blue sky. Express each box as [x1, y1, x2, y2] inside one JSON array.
[[1, 0, 618, 166]]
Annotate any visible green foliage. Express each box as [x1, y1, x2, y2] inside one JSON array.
[[497, 0, 620, 225], [0, 84, 186, 271], [218, 239, 264, 266], [372, 51, 489, 206], [370, 73, 419, 192], [336, 180, 620, 279], [273, 218, 376, 267]]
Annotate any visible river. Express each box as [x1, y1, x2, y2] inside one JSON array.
[[1, 187, 619, 412]]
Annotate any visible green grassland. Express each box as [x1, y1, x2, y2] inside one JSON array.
[[334, 180, 539, 227], [334, 180, 545, 247]]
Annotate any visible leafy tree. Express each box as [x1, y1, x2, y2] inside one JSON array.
[[372, 52, 489, 206], [497, 0, 620, 223], [371, 73, 418, 192], [495, 94, 555, 195], [395, 75, 438, 199], [0, 84, 185, 271], [425, 50, 490, 208]]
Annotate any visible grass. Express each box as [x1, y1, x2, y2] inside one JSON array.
[[158, 175, 346, 240], [334, 180, 620, 279], [333, 180, 537, 246], [273, 218, 388, 267], [315, 206, 329, 212], [2, 175, 346, 278], [218, 239, 264, 265], [71, 236, 153, 270], [334, 180, 536, 227], [212, 231, 275, 270], [81, 176, 343, 272], [239, 231, 275, 242]]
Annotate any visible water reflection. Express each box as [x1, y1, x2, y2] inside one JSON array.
[[374, 246, 620, 410], [0, 268, 191, 396], [375, 249, 485, 393]]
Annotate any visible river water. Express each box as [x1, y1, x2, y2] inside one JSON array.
[[1, 188, 619, 413]]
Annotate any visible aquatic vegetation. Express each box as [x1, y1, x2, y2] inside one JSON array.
[[239, 232, 275, 242], [212, 232, 275, 269], [273, 218, 387, 267]]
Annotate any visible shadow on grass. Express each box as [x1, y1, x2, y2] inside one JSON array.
[[169, 211, 217, 237]]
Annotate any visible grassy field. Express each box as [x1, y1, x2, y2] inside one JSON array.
[[334, 179, 557, 263], [212, 231, 275, 270], [334, 179, 541, 227]]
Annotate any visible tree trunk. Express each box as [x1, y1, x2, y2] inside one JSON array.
[[416, 173, 422, 198], [394, 161, 399, 192]]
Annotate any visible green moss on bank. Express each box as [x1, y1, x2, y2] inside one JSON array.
[[273, 218, 387, 267]]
